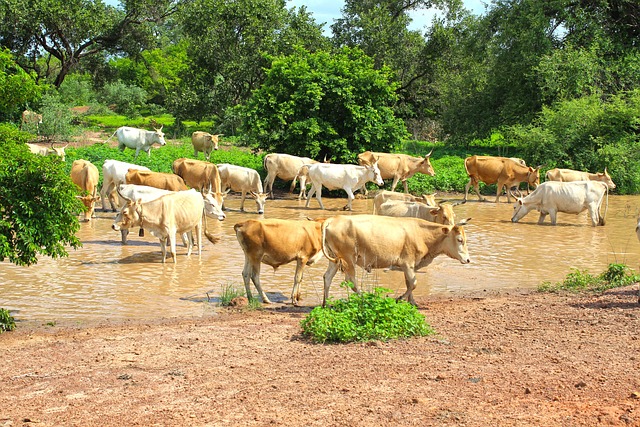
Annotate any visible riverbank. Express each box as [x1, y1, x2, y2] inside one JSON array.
[[2, 287, 639, 426]]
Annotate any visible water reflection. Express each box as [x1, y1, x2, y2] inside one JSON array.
[[2, 193, 640, 321]]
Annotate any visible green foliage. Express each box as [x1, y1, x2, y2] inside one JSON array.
[[538, 263, 640, 293], [0, 128, 82, 266], [0, 48, 43, 121], [98, 81, 148, 118], [300, 284, 434, 343], [38, 93, 75, 142], [58, 73, 97, 106], [0, 308, 16, 332], [218, 284, 246, 307], [241, 47, 408, 163]]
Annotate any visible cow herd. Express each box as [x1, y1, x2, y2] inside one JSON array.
[[57, 128, 625, 306]]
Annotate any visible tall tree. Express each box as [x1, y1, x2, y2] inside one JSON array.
[[0, 0, 180, 88]]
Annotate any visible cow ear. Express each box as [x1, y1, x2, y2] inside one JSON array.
[[430, 208, 440, 215], [442, 226, 451, 234]]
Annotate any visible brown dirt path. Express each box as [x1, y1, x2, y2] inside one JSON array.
[[1, 288, 640, 426]]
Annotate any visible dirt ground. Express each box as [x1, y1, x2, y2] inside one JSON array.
[[2, 287, 640, 427]]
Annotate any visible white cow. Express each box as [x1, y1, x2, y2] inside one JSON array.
[[301, 162, 384, 211], [263, 153, 320, 199], [217, 163, 268, 214], [375, 199, 456, 225], [100, 160, 151, 211], [26, 143, 68, 161], [511, 181, 608, 226], [112, 189, 204, 263], [107, 126, 167, 158]]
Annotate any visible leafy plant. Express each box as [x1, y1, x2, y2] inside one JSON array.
[[218, 284, 246, 307], [538, 263, 640, 293], [0, 308, 16, 332], [300, 283, 434, 343]]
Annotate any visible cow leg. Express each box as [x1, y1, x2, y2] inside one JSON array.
[[343, 188, 355, 211], [120, 229, 129, 245], [397, 267, 418, 306], [297, 175, 307, 200], [305, 185, 316, 207], [322, 261, 340, 307], [159, 238, 168, 263], [588, 205, 600, 227], [168, 231, 178, 263], [495, 181, 505, 203], [537, 212, 547, 224], [263, 175, 274, 198], [290, 176, 298, 194], [239, 192, 246, 212], [291, 259, 305, 305], [390, 176, 401, 192], [243, 259, 271, 304], [196, 222, 202, 255], [402, 180, 410, 194]]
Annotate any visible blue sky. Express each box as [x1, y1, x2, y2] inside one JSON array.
[[288, 0, 488, 33]]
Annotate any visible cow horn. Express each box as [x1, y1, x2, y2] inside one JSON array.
[[323, 154, 328, 163], [456, 217, 472, 226], [426, 149, 433, 157]]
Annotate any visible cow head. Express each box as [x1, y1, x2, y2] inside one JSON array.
[[366, 160, 385, 187], [112, 199, 142, 232], [442, 218, 471, 264], [419, 150, 436, 176], [430, 203, 456, 225], [511, 198, 532, 223], [250, 192, 268, 214], [153, 126, 167, 146], [599, 168, 616, 189], [76, 195, 100, 222], [202, 190, 226, 221], [51, 143, 68, 162], [527, 166, 541, 189]]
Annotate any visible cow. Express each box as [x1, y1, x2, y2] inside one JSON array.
[[263, 153, 320, 199], [357, 151, 435, 194], [70, 159, 100, 221], [112, 189, 204, 263], [375, 199, 456, 225], [20, 110, 42, 133], [125, 169, 188, 192], [511, 181, 608, 226], [372, 190, 437, 214], [321, 215, 471, 306], [545, 167, 616, 189], [191, 131, 222, 161], [301, 162, 384, 211], [106, 126, 167, 158], [464, 155, 540, 203], [100, 160, 151, 211], [25, 142, 68, 161], [217, 163, 268, 214], [172, 157, 227, 216], [234, 218, 326, 305]]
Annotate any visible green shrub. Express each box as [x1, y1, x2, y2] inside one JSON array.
[[98, 81, 148, 117], [538, 263, 640, 293], [218, 284, 246, 306], [0, 308, 16, 332], [300, 284, 434, 343]]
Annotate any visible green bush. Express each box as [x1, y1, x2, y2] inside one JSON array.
[[0, 308, 16, 332], [538, 263, 640, 293], [300, 284, 434, 343], [98, 81, 148, 117]]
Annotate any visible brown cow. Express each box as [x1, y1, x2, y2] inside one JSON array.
[[172, 158, 227, 213], [191, 131, 222, 161], [464, 156, 540, 203], [125, 169, 188, 191], [357, 151, 435, 194], [234, 218, 326, 305], [321, 215, 471, 306], [372, 190, 437, 214], [545, 167, 616, 189], [70, 159, 100, 221]]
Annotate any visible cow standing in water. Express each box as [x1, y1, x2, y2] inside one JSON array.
[[545, 168, 616, 189], [357, 151, 435, 194], [70, 159, 100, 221], [464, 155, 540, 203], [107, 126, 167, 158]]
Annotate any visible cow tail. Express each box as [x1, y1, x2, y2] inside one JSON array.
[[321, 218, 339, 264], [104, 129, 118, 144], [203, 212, 221, 244]]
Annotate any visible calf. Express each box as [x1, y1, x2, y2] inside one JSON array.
[[375, 199, 456, 225], [70, 159, 100, 221], [217, 163, 268, 214], [302, 162, 384, 211], [321, 215, 471, 306], [234, 218, 326, 305], [511, 181, 608, 226]]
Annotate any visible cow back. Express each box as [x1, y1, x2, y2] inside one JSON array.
[[126, 169, 188, 191]]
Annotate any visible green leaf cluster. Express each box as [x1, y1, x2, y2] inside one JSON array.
[[538, 263, 640, 293], [0, 308, 16, 332], [300, 285, 434, 343], [241, 47, 409, 163]]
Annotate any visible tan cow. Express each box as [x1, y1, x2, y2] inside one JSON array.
[[372, 190, 437, 214], [112, 190, 204, 263], [234, 218, 326, 305], [26, 142, 68, 161], [545, 167, 616, 189], [263, 153, 320, 199], [321, 215, 471, 306], [172, 158, 227, 212], [70, 159, 100, 221], [191, 131, 222, 161], [375, 199, 456, 225], [20, 110, 42, 133], [357, 151, 435, 194], [125, 169, 188, 191], [464, 155, 540, 203]]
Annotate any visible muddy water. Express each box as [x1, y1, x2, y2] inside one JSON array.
[[2, 194, 640, 322]]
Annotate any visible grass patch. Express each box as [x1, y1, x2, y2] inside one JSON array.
[[300, 283, 434, 343], [538, 263, 640, 293], [0, 308, 16, 332], [218, 284, 246, 307]]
